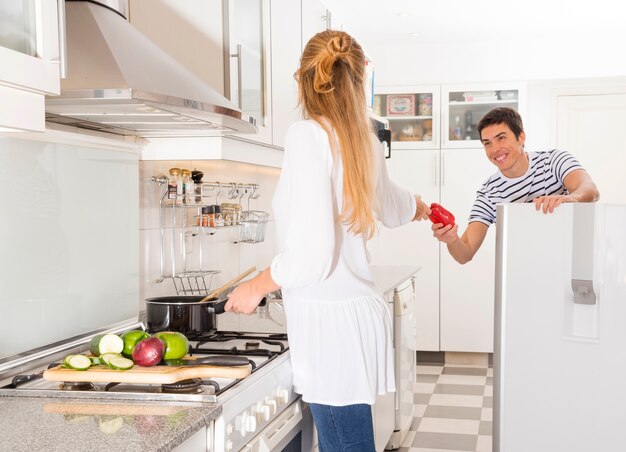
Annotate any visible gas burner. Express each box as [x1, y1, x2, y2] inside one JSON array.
[[60, 381, 96, 391], [161, 378, 203, 394], [245, 341, 259, 350]]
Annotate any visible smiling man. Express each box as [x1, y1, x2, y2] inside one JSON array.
[[432, 107, 599, 264]]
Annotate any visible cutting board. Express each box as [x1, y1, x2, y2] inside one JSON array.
[[43, 361, 251, 384]]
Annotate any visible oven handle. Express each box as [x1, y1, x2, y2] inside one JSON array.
[[243, 400, 304, 451]]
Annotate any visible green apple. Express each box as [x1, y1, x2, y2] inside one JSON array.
[[153, 331, 189, 360], [121, 330, 151, 358]]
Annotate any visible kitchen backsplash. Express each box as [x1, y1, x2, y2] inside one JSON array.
[[0, 136, 139, 359], [139, 159, 281, 317]]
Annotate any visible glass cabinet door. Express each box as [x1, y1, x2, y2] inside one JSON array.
[[224, 0, 272, 144], [0, 1, 38, 56], [373, 86, 440, 149], [443, 84, 524, 148]]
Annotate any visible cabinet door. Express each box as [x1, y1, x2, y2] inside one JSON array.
[[0, 0, 60, 95], [440, 148, 496, 352], [301, 0, 329, 49], [373, 85, 440, 150], [557, 93, 626, 203], [269, 0, 301, 148], [442, 83, 525, 148], [224, 0, 272, 144], [367, 149, 440, 351]]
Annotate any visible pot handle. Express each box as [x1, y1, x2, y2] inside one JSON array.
[[214, 297, 267, 315]]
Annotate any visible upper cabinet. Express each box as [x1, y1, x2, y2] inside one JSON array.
[[223, 0, 273, 145], [373, 85, 441, 150], [0, 0, 62, 132], [442, 83, 525, 148]]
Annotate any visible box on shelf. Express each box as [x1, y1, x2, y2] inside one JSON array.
[[387, 94, 416, 116]]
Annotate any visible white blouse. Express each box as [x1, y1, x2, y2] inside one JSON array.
[[270, 120, 416, 406]]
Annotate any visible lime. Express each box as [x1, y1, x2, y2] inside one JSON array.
[[153, 331, 189, 360], [121, 330, 151, 358]]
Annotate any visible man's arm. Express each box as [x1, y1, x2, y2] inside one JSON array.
[[534, 169, 600, 213], [432, 221, 489, 265]]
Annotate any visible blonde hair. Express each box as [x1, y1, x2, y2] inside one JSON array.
[[297, 30, 376, 239]]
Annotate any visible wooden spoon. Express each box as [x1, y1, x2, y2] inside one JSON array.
[[198, 266, 257, 303]]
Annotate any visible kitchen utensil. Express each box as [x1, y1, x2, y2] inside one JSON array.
[[199, 266, 257, 303], [163, 355, 249, 367], [43, 361, 252, 384]]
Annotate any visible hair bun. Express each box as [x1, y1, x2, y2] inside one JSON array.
[[327, 34, 352, 59]]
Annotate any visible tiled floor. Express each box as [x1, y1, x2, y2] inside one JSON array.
[[398, 363, 493, 452]]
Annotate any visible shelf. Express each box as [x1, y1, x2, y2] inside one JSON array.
[[449, 99, 518, 106], [383, 115, 433, 121]]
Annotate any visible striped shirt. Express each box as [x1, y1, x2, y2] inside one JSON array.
[[469, 149, 583, 226]]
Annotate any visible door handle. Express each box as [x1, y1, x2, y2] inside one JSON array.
[[230, 44, 243, 109]]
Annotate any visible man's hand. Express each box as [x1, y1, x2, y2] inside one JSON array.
[[432, 222, 459, 244], [413, 196, 431, 221], [533, 194, 573, 214]]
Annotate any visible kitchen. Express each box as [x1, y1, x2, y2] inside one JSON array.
[[1, 1, 626, 452]]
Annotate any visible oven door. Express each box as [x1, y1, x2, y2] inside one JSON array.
[[242, 399, 315, 452]]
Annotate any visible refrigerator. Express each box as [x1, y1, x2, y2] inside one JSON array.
[[494, 203, 626, 452]]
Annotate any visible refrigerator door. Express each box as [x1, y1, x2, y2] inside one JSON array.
[[494, 203, 626, 452]]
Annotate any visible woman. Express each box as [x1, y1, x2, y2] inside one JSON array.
[[225, 30, 430, 451]]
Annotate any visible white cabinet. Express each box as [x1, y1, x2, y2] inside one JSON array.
[[373, 85, 440, 150], [370, 82, 525, 353], [224, 0, 273, 145], [0, 0, 62, 132], [301, 0, 330, 49], [442, 82, 525, 148]]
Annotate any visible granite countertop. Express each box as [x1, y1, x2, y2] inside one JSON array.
[[370, 265, 422, 294], [0, 396, 220, 452]]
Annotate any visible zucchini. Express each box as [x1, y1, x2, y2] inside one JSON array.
[[62, 354, 75, 368], [99, 353, 122, 368], [89, 333, 124, 356], [66, 354, 92, 371], [107, 356, 134, 371], [89, 356, 101, 366]]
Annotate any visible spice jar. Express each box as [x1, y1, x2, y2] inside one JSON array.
[[181, 169, 194, 205], [168, 168, 181, 201], [191, 170, 203, 204], [201, 206, 210, 227], [233, 204, 242, 225], [221, 203, 233, 226], [214, 205, 224, 227], [206, 205, 217, 228]]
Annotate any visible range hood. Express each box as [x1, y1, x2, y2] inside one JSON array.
[[45, 0, 256, 137]]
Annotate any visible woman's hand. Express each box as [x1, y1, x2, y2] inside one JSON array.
[[413, 195, 431, 221], [224, 279, 265, 315]]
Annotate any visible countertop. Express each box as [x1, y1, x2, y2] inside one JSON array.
[[0, 396, 220, 452], [370, 265, 422, 294]]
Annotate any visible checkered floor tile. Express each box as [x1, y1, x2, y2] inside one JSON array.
[[396, 363, 493, 452]]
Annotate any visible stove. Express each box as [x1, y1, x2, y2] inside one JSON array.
[[0, 323, 313, 451]]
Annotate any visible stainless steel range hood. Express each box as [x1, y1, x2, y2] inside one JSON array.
[[45, 0, 256, 137]]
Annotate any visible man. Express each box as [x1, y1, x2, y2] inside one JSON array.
[[433, 107, 599, 264]]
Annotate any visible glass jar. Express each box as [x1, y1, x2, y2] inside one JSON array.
[[233, 204, 242, 225], [167, 168, 181, 201], [221, 203, 233, 226], [181, 169, 194, 205]]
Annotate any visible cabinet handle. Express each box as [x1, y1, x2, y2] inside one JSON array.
[[433, 153, 438, 187], [230, 44, 243, 109], [57, 0, 67, 78], [441, 151, 446, 187]]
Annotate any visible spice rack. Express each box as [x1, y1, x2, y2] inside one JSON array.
[[151, 177, 269, 295]]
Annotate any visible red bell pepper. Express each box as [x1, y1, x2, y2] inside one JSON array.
[[429, 203, 455, 227]]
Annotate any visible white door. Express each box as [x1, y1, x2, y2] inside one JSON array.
[[440, 148, 496, 352], [367, 148, 440, 351], [557, 93, 626, 203]]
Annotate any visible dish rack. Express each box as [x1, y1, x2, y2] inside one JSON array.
[[151, 177, 269, 295]]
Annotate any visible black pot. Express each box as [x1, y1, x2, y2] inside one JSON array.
[[145, 295, 226, 335]]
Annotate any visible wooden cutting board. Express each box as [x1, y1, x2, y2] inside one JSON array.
[[43, 362, 251, 384]]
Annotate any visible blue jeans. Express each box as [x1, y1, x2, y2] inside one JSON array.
[[309, 403, 375, 452]]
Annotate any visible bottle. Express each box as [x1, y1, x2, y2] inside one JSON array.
[[168, 168, 181, 202], [181, 169, 193, 205], [214, 205, 224, 228], [452, 115, 462, 141], [191, 170, 204, 204]]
